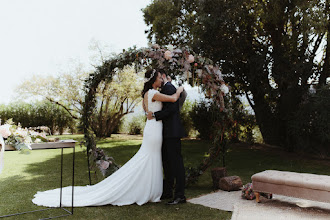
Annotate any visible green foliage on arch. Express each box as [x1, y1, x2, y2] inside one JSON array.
[[82, 45, 230, 181]]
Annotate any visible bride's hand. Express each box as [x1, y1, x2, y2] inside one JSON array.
[[177, 86, 184, 94], [147, 111, 153, 120]]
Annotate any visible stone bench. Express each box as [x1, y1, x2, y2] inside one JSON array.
[[252, 170, 330, 203]]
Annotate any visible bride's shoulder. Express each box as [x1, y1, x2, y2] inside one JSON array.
[[149, 89, 159, 94], [148, 89, 160, 101]]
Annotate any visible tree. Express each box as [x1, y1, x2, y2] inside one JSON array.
[[16, 65, 143, 137], [143, 0, 328, 149], [0, 100, 74, 134], [16, 61, 87, 120], [90, 65, 144, 137], [16, 39, 113, 121], [16, 42, 144, 138]]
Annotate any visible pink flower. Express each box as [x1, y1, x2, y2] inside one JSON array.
[[152, 44, 160, 49], [100, 160, 110, 170], [187, 55, 194, 63], [0, 124, 11, 138], [164, 50, 172, 60]]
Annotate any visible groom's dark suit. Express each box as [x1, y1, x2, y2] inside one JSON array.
[[154, 81, 186, 199]]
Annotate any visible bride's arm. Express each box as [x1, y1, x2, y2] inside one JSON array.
[[152, 86, 184, 103], [142, 101, 147, 112]]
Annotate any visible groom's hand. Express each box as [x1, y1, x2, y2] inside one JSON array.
[[147, 111, 153, 120]]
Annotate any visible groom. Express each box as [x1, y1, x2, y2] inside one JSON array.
[[147, 69, 187, 205]]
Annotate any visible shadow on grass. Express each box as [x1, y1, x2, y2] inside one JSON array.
[[0, 141, 228, 219], [8, 138, 329, 220], [0, 174, 74, 219], [0, 149, 88, 218], [3, 136, 329, 219]]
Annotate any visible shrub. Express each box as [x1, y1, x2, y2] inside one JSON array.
[[112, 119, 123, 134], [0, 100, 75, 134], [190, 96, 256, 142], [179, 99, 196, 137], [190, 100, 213, 140], [127, 114, 146, 135], [287, 85, 330, 156]]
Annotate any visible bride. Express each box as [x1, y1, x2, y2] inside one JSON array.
[[32, 69, 184, 207]]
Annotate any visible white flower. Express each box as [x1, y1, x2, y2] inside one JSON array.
[[24, 136, 32, 144], [220, 84, 229, 94], [35, 138, 42, 143], [167, 44, 174, 51], [29, 131, 39, 137], [173, 48, 182, 53], [16, 128, 28, 137]]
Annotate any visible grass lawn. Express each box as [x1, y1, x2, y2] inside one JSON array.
[[1, 134, 329, 219]]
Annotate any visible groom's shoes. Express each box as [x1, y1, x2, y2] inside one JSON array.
[[167, 197, 186, 205]]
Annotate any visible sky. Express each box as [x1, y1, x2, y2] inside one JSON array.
[[1, 1, 324, 111], [0, 0, 173, 104]]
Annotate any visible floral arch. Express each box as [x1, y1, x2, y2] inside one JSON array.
[[82, 44, 230, 183]]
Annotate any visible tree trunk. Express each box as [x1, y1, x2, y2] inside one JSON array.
[[250, 3, 305, 149], [249, 85, 282, 146]]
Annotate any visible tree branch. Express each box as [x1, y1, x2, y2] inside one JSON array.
[[244, 90, 255, 108], [46, 97, 79, 119]]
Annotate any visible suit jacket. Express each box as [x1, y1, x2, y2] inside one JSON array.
[[154, 82, 186, 138]]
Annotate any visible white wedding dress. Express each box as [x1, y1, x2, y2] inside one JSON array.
[[32, 89, 163, 207]]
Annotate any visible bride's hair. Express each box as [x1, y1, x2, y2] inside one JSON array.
[[141, 69, 158, 98]]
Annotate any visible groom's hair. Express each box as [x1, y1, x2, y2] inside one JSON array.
[[157, 68, 167, 77]]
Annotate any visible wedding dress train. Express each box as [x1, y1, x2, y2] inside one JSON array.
[[32, 89, 163, 207]]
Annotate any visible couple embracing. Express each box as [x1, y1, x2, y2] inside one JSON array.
[[32, 69, 187, 207]]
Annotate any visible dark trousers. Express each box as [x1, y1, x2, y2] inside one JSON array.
[[162, 138, 185, 198]]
